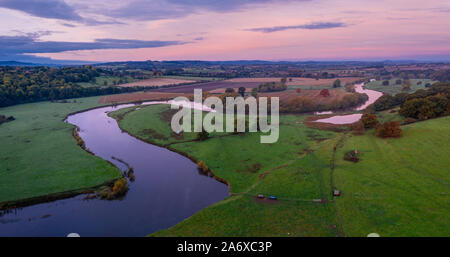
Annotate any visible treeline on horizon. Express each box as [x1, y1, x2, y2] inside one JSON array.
[[0, 66, 148, 107]]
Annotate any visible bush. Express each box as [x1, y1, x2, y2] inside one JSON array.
[[319, 89, 330, 97], [376, 121, 402, 138], [333, 79, 341, 88], [197, 161, 208, 172], [112, 178, 128, 196], [361, 113, 379, 128]]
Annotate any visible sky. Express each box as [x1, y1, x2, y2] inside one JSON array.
[[1, 0, 450, 63]]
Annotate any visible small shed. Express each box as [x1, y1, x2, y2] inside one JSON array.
[[257, 194, 265, 199]]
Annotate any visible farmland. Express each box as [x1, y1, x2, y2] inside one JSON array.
[[98, 92, 192, 104], [118, 77, 197, 88], [229, 77, 361, 89], [150, 81, 261, 93], [107, 103, 449, 237], [365, 79, 436, 95]]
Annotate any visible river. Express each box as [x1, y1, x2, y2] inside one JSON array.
[[0, 102, 229, 237], [313, 82, 383, 124]]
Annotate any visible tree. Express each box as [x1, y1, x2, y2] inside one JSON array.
[[376, 121, 402, 138], [225, 88, 235, 93], [333, 79, 341, 88], [251, 87, 258, 97], [319, 89, 330, 97], [238, 87, 246, 97], [361, 113, 379, 128], [402, 80, 412, 91]]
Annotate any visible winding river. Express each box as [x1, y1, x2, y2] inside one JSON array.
[[314, 82, 383, 124], [0, 102, 229, 237]]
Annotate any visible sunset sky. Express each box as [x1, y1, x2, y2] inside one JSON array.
[[1, 0, 450, 63]]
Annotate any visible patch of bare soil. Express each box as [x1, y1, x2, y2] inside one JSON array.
[[99, 92, 192, 104]]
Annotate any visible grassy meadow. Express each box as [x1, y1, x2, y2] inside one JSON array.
[[0, 97, 122, 204], [333, 116, 450, 236], [110, 104, 449, 237], [77, 75, 139, 87], [111, 104, 342, 236], [365, 79, 435, 95]]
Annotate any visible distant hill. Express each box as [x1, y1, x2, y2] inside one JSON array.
[[0, 61, 40, 66]]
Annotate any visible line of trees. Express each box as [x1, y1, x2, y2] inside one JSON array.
[[0, 66, 145, 107]]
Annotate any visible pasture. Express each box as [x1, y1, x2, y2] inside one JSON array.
[[334, 116, 450, 236], [110, 104, 449, 236], [365, 79, 435, 95], [0, 97, 122, 204], [118, 77, 196, 88]]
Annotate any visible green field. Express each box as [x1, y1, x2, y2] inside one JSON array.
[[110, 104, 449, 237], [111, 104, 342, 236], [77, 75, 139, 87], [334, 117, 450, 236], [365, 79, 435, 95], [0, 97, 122, 204]]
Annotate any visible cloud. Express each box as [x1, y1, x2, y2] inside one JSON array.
[[0, 0, 122, 25], [0, 34, 186, 56], [108, 0, 310, 21], [245, 22, 347, 33], [0, 0, 83, 21]]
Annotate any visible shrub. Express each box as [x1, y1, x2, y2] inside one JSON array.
[[197, 161, 208, 172], [361, 113, 379, 128], [376, 121, 402, 138], [333, 79, 341, 88], [112, 178, 128, 196]]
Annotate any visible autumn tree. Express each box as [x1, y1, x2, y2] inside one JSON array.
[[333, 79, 341, 88], [319, 89, 330, 97], [376, 121, 403, 138], [361, 113, 379, 128]]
